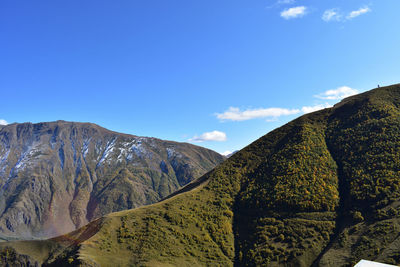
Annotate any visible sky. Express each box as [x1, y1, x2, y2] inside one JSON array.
[[1, 0, 400, 155]]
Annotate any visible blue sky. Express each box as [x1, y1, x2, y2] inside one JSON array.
[[1, 0, 400, 155]]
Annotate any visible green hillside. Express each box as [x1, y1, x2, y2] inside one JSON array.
[[2, 84, 400, 266]]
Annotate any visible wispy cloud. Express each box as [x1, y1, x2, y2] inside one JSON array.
[[322, 6, 371, 22], [301, 103, 332, 114], [189, 130, 227, 142], [315, 86, 359, 100], [322, 8, 342, 22], [347, 6, 371, 19], [280, 6, 307, 19], [0, 119, 8, 125], [266, 0, 295, 9], [216, 107, 300, 121], [277, 0, 295, 4]]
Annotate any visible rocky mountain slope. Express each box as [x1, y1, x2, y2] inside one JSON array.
[[0, 121, 224, 239], [3, 84, 400, 266]]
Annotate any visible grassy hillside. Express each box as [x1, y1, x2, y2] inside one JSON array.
[[3, 84, 400, 266]]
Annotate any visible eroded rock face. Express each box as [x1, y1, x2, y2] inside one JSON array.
[[0, 121, 224, 239]]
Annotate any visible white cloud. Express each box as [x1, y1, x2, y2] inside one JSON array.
[[280, 6, 307, 19], [0, 119, 8, 125], [347, 6, 371, 19], [216, 89, 359, 123], [221, 150, 233, 156], [216, 107, 300, 121], [301, 103, 332, 114], [189, 131, 227, 142], [322, 8, 342, 22], [315, 86, 359, 100]]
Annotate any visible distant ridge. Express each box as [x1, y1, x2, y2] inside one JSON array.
[[225, 150, 238, 158]]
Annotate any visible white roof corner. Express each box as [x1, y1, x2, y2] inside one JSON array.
[[354, 260, 397, 267]]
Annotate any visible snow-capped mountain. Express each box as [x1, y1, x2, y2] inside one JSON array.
[[0, 121, 224, 239]]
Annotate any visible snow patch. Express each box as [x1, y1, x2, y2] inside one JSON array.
[[166, 147, 175, 158], [166, 147, 182, 159], [98, 137, 117, 165], [119, 138, 152, 161], [82, 138, 91, 158], [10, 142, 42, 175], [117, 147, 128, 162], [130, 141, 144, 157]]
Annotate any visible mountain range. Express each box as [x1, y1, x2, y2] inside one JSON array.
[[0, 121, 224, 239], [2, 85, 400, 266]]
